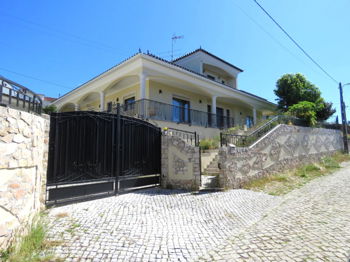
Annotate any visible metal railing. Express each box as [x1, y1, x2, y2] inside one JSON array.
[[115, 99, 235, 129], [164, 127, 199, 146], [0, 76, 42, 114], [220, 115, 308, 147]]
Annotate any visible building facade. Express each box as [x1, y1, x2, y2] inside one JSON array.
[[52, 49, 276, 138]]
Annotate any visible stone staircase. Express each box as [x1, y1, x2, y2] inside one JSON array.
[[203, 153, 220, 176], [200, 152, 223, 191]]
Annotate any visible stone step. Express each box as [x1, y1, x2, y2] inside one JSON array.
[[201, 175, 219, 188]]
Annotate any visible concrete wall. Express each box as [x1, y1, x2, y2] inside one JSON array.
[[219, 124, 343, 189], [0, 107, 49, 251], [161, 135, 201, 190]]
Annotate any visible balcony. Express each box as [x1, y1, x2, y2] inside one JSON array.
[[117, 99, 235, 129]]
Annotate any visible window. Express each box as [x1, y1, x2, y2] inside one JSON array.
[[124, 96, 135, 111], [107, 102, 113, 112], [207, 105, 212, 127], [172, 98, 190, 123], [216, 107, 224, 128]]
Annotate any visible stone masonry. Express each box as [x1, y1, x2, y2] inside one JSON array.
[[219, 124, 343, 189], [0, 106, 50, 251], [161, 134, 201, 190]]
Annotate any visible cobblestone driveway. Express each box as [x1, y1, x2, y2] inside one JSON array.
[[46, 163, 350, 262], [199, 163, 350, 262], [46, 189, 278, 261]]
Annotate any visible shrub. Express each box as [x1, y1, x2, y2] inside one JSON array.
[[287, 101, 317, 126]]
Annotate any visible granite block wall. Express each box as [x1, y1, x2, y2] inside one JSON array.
[[0, 106, 49, 251]]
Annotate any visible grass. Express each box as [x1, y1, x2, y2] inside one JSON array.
[[243, 152, 350, 196], [0, 214, 63, 262]]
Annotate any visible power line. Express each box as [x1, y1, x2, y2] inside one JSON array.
[[1, 13, 119, 53], [0, 67, 72, 90], [253, 0, 338, 84]]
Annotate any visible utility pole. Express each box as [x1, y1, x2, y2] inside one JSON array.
[[339, 82, 349, 153], [171, 35, 184, 62]]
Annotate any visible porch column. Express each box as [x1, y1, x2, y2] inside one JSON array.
[[74, 103, 79, 111], [211, 96, 217, 127], [139, 72, 147, 118], [100, 91, 105, 112], [253, 107, 257, 125], [140, 72, 147, 99]]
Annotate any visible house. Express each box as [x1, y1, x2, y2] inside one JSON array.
[[52, 48, 276, 138]]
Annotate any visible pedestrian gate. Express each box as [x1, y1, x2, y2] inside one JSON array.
[[46, 111, 161, 204]]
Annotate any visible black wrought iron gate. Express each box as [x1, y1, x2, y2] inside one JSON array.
[[46, 111, 161, 204]]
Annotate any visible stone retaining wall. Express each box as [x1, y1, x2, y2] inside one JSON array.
[[219, 124, 343, 189], [0, 107, 49, 251], [161, 135, 200, 190]]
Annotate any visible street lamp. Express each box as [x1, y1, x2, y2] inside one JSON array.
[[339, 82, 349, 153]]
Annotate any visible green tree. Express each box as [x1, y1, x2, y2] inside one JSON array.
[[288, 101, 317, 126], [274, 73, 335, 121], [42, 104, 57, 114]]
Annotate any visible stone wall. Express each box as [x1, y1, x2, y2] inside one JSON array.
[[219, 124, 343, 189], [0, 106, 49, 251], [161, 135, 201, 190]]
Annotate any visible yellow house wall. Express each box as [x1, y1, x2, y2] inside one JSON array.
[[104, 84, 140, 108], [149, 80, 258, 127]]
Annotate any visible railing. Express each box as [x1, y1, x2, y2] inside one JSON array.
[[164, 127, 199, 146], [0, 76, 42, 114], [115, 99, 235, 129], [220, 115, 308, 147]]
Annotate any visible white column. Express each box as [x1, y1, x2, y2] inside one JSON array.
[[211, 96, 217, 114], [140, 72, 147, 99], [100, 91, 105, 111], [253, 107, 257, 125], [74, 103, 79, 111], [211, 96, 217, 127]]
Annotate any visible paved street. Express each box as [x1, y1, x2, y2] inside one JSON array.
[[46, 189, 278, 261], [199, 163, 350, 262], [46, 163, 350, 261]]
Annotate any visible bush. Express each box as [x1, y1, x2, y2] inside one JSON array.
[[42, 105, 57, 114], [199, 136, 220, 150], [287, 101, 317, 126]]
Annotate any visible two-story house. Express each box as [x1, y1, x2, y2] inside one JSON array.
[[52, 48, 276, 138]]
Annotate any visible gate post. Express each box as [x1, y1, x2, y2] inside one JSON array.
[[115, 103, 121, 194]]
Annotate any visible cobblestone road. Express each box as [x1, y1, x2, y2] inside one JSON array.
[[199, 163, 350, 262], [46, 189, 278, 261], [46, 163, 350, 261]]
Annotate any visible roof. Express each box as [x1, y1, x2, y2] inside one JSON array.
[[173, 48, 244, 72], [55, 50, 273, 106], [44, 97, 56, 101]]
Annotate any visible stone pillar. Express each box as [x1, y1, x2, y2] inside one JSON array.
[[211, 96, 217, 127], [100, 91, 105, 112], [253, 107, 257, 125]]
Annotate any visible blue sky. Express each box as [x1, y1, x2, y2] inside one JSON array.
[[1, 0, 350, 121]]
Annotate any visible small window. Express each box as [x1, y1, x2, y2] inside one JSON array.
[[207, 74, 215, 81], [107, 102, 113, 112], [124, 96, 135, 111], [221, 80, 225, 84]]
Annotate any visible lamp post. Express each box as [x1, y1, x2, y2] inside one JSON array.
[[339, 82, 349, 153]]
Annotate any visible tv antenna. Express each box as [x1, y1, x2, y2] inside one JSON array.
[[171, 34, 184, 61]]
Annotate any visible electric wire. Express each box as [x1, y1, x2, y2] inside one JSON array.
[[253, 0, 338, 84], [0, 67, 72, 90]]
